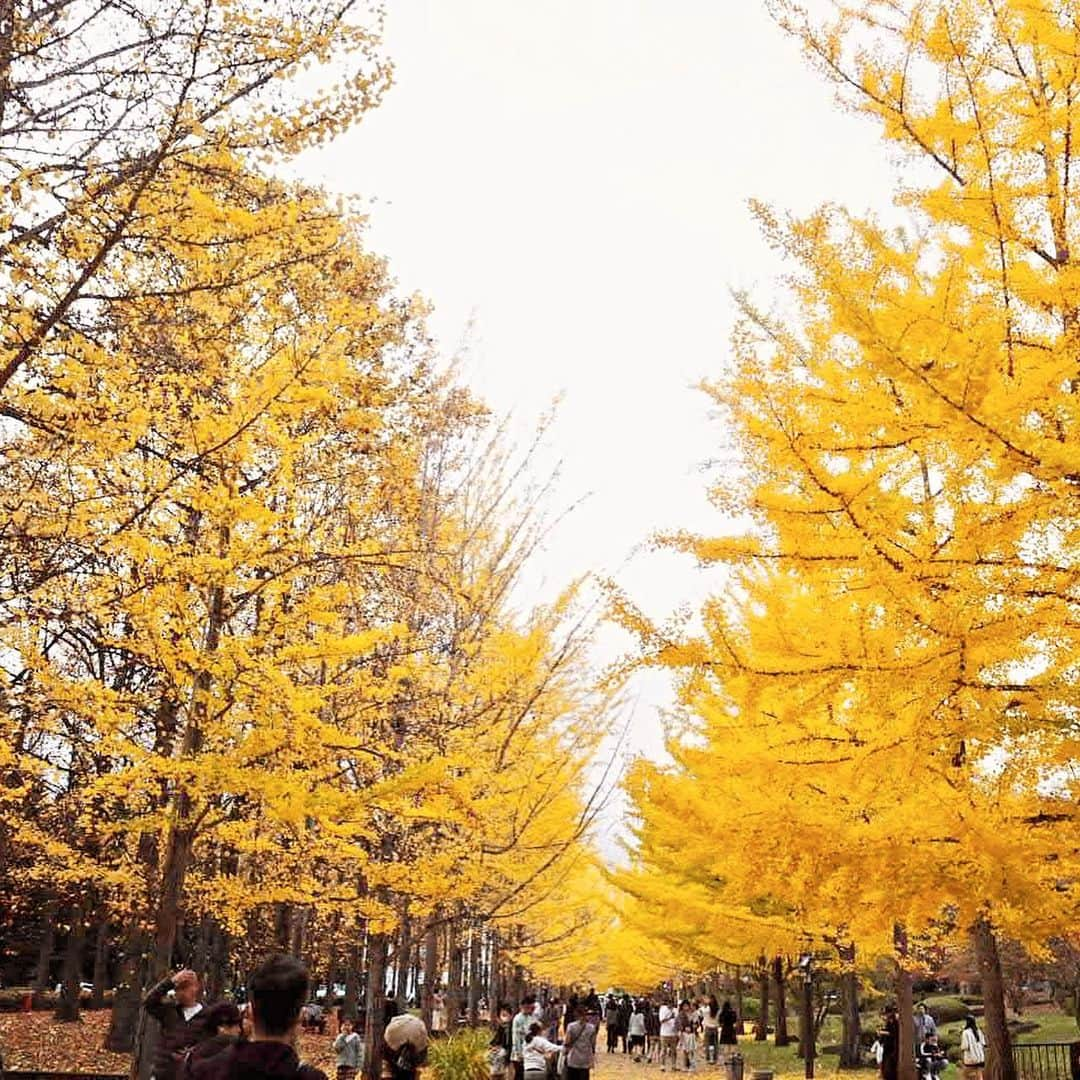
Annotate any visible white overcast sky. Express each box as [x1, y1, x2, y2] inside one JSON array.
[[298, 0, 900, 780]]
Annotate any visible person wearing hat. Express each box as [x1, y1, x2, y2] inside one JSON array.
[[382, 1001, 429, 1080]]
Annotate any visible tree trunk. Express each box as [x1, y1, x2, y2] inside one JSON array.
[[395, 914, 412, 1003], [107, 927, 148, 1052], [894, 943, 915, 1080], [467, 922, 482, 1023], [973, 917, 1017, 1080], [445, 918, 464, 1034], [774, 956, 790, 1046], [756, 959, 770, 1041], [92, 920, 110, 1010], [422, 917, 439, 1029], [32, 900, 58, 1005], [364, 932, 389, 1080], [839, 960, 861, 1068], [734, 965, 744, 1034], [55, 905, 87, 1022], [488, 931, 500, 1013], [343, 939, 362, 1022]]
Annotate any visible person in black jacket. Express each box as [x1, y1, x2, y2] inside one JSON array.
[[192, 955, 325, 1080], [144, 969, 207, 1080]]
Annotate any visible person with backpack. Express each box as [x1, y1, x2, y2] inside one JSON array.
[[960, 1017, 987, 1080], [192, 955, 326, 1080], [563, 1006, 598, 1080]]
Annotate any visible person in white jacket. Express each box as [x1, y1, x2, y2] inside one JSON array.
[[960, 1017, 986, 1080], [522, 1023, 561, 1080]]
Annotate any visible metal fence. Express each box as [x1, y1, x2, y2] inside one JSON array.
[[1012, 1041, 1080, 1080]]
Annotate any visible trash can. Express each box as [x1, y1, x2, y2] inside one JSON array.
[[727, 1052, 744, 1080]]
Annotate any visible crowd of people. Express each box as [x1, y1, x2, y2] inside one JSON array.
[[486, 991, 743, 1080]]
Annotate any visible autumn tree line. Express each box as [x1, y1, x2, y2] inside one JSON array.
[[0, 1, 618, 1077], [605, 4, 1080, 1080]]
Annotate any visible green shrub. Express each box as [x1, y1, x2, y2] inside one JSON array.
[[428, 1028, 492, 1080]]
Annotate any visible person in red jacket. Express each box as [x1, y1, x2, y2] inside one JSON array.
[[143, 969, 207, 1080]]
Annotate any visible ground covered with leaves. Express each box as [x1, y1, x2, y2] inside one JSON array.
[[0, 1011, 338, 1074]]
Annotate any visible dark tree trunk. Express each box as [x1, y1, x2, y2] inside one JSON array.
[[363, 932, 389, 1080], [55, 905, 87, 1022], [467, 922, 482, 1023], [755, 959, 770, 1041], [488, 931, 500, 1013], [396, 915, 413, 1003], [734, 965, 744, 1034], [422, 917, 439, 1029], [92, 921, 110, 1010], [974, 917, 1017, 1080], [107, 927, 148, 1052], [838, 954, 861, 1068], [894, 925, 915, 1080], [32, 901, 58, 1005], [445, 918, 464, 1034], [774, 956, 790, 1046], [206, 924, 229, 1002], [343, 939, 362, 1022]]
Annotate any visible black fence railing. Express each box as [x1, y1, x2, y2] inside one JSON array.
[[1012, 1041, 1080, 1080]]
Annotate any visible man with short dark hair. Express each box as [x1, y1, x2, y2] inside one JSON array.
[[194, 955, 326, 1080]]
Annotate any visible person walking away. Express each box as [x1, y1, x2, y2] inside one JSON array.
[[617, 996, 632, 1054], [546, 999, 562, 1043], [180, 1003, 241, 1079], [563, 1007, 598, 1080], [382, 1002, 429, 1080], [431, 990, 447, 1038], [703, 998, 719, 1065], [511, 996, 537, 1080], [605, 997, 620, 1054], [658, 999, 679, 1073], [960, 1017, 986, 1080], [644, 1000, 661, 1065], [489, 1005, 513, 1080], [628, 1002, 646, 1062], [879, 1006, 900, 1080], [192, 954, 326, 1080], [718, 1001, 737, 1048], [522, 1023, 560, 1080], [677, 1001, 697, 1072], [333, 1019, 363, 1080], [144, 969, 207, 1080]]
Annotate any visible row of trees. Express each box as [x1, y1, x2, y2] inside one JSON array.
[[612, 3, 1080, 1080], [0, 2, 617, 1078]]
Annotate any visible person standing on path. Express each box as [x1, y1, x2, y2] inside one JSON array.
[[333, 1019, 364, 1080], [718, 1001, 737, 1048], [143, 968, 207, 1080], [563, 1007, 598, 1080], [658, 999, 679, 1072], [628, 1002, 646, 1062], [522, 1023, 561, 1080], [511, 996, 537, 1080], [960, 1017, 986, 1080], [879, 1005, 900, 1080], [702, 997, 720, 1064]]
